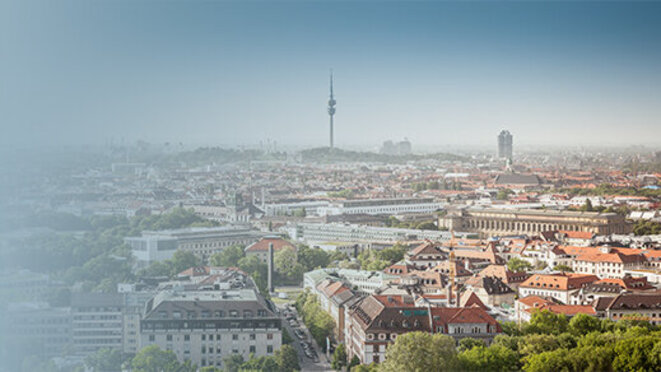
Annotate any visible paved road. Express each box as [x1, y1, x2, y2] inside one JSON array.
[[276, 302, 332, 371]]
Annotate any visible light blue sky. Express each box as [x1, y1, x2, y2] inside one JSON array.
[[2, 1, 661, 149]]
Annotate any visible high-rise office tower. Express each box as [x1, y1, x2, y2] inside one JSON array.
[[498, 130, 513, 159], [328, 71, 336, 148]]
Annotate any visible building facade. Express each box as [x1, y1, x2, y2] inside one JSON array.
[[318, 198, 443, 216], [439, 208, 631, 238], [140, 290, 281, 369], [126, 226, 266, 263]]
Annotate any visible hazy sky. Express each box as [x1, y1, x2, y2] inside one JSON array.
[[2, 1, 661, 149]]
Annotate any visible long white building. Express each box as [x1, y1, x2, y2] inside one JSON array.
[[318, 198, 443, 216], [288, 222, 472, 245], [126, 226, 266, 264]]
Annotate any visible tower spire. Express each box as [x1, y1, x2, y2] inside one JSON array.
[[328, 70, 336, 149]]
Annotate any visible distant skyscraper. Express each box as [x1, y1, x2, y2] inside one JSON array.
[[498, 130, 513, 159], [328, 71, 336, 148]]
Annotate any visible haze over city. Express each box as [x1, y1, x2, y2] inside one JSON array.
[[3, 2, 661, 372], [2, 1, 661, 149]]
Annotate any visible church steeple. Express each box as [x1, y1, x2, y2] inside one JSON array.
[[328, 70, 336, 149]]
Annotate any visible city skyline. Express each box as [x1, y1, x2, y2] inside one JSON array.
[[2, 1, 661, 149]]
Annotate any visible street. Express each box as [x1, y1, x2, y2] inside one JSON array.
[[275, 301, 332, 371]]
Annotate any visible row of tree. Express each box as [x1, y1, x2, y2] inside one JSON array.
[[352, 310, 661, 372], [82, 343, 300, 372], [1, 208, 217, 298], [295, 291, 336, 352]]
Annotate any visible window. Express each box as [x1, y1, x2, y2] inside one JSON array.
[[202, 335, 206, 341], [202, 346, 206, 354], [267, 345, 273, 353], [250, 345, 256, 353], [166, 335, 173, 341], [250, 334, 256, 340], [232, 334, 239, 341], [216, 334, 222, 340], [184, 335, 190, 341], [149, 335, 155, 342], [267, 333, 273, 340]]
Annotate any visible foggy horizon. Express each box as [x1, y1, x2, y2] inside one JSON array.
[[3, 1, 661, 149]]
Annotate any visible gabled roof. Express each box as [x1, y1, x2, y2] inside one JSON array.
[[520, 273, 598, 291], [470, 276, 515, 295], [469, 264, 529, 285], [408, 241, 445, 258], [459, 290, 489, 310], [245, 237, 296, 253], [605, 293, 661, 311]]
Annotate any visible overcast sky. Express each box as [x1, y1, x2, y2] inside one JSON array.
[[2, 1, 661, 150]]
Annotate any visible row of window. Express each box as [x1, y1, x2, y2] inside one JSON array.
[[157, 309, 266, 319], [149, 333, 274, 342]]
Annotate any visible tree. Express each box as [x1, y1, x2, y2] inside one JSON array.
[[275, 344, 300, 372], [580, 199, 594, 212], [379, 244, 407, 263], [351, 363, 379, 372], [331, 343, 347, 370], [381, 332, 458, 372], [169, 249, 201, 276], [552, 264, 573, 273], [523, 348, 572, 372], [222, 354, 244, 372], [209, 245, 244, 267], [507, 257, 533, 273], [527, 310, 568, 335], [297, 245, 331, 270], [348, 355, 360, 370], [496, 189, 514, 200], [415, 221, 438, 230], [458, 344, 520, 372], [568, 313, 600, 336], [567, 345, 614, 372], [85, 348, 130, 372], [275, 246, 301, 281], [240, 355, 279, 371], [612, 335, 660, 372], [458, 337, 486, 352], [518, 334, 560, 359], [131, 345, 194, 372]]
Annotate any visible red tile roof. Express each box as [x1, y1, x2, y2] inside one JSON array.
[[245, 237, 296, 253]]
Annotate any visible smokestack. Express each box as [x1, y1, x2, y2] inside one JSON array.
[[267, 242, 274, 293]]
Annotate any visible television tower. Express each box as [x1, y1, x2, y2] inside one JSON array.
[[328, 71, 336, 149]]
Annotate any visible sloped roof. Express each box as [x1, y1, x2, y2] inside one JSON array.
[[245, 237, 296, 253]]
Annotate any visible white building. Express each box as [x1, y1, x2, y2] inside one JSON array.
[[318, 198, 443, 216], [126, 226, 266, 263], [304, 268, 399, 294], [288, 222, 469, 245], [139, 290, 281, 369]]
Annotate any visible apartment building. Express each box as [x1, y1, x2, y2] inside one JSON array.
[[71, 293, 124, 355], [344, 294, 501, 364], [518, 273, 599, 304], [140, 289, 281, 369]]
